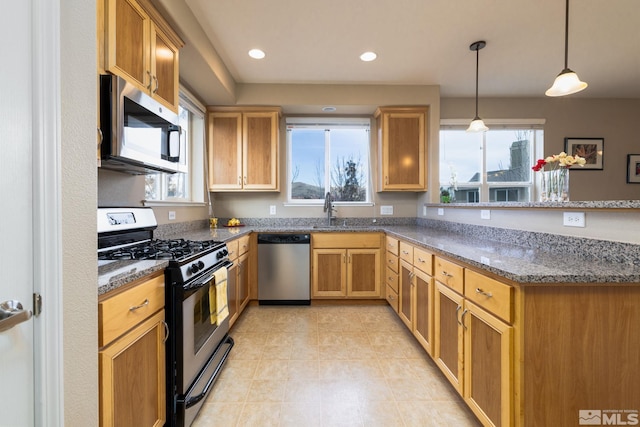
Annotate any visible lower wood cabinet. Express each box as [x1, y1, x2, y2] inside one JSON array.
[[311, 233, 382, 299], [227, 234, 251, 327], [98, 273, 166, 427]]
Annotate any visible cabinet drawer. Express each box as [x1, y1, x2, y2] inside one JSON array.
[[237, 235, 250, 255], [99, 274, 165, 347], [386, 251, 399, 273], [385, 266, 399, 293], [399, 241, 414, 263], [413, 247, 433, 275], [226, 239, 240, 260], [464, 270, 513, 323], [434, 257, 464, 295], [313, 232, 382, 248], [385, 236, 399, 256], [386, 284, 399, 313]]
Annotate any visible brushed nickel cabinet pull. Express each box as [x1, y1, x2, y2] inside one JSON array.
[[475, 288, 493, 298], [129, 298, 149, 311], [461, 309, 469, 330]]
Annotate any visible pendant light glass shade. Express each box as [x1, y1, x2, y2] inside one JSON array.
[[545, 69, 588, 96], [467, 117, 489, 132], [546, 0, 587, 97], [467, 40, 488, 133]]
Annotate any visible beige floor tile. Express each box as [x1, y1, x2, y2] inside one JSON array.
[[195, 305, 480, 426]]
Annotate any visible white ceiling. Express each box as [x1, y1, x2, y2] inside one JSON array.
[[162, 0, 640, 101]]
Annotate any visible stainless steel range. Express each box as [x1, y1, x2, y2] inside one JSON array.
[[98, 207, 234, 427]]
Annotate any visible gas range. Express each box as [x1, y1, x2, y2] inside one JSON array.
[[97, 207, 234, 427]]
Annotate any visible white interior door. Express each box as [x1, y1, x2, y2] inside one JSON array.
[[0, 1, 36, 425]]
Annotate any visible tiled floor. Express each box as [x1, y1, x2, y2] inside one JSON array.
[[193, 304, 481, 427]]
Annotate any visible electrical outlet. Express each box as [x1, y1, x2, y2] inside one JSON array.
[[380, 205, 393, 215], [563, 211, 585, 227], [168, 211, 176, 220], [269, 205, 276, 215], [437, 208, 444, 216], [480, 209, 491, 220], [423, 205, 427, 216]]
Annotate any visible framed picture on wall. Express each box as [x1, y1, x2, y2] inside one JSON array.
[[627, 154, 640, 183], [564, 138, 604, 170]]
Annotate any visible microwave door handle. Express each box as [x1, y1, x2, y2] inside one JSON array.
[[168, 125, 181, 162]]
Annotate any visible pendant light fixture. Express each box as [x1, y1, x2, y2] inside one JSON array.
[[545, 0, 587, 96], [467, 40, 488, 132]]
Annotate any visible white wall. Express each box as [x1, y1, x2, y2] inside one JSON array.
[[61, 0, 98, 424]]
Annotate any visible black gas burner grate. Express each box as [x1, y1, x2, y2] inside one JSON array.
[[98, 238, 223, 262]]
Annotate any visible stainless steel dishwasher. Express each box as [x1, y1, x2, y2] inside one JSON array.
[[257, 233, 311, 305]]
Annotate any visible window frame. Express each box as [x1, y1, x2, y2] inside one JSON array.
[[285, 117, 373, 206], [143, 87, 207, 206], [439, 119, 545, 203]]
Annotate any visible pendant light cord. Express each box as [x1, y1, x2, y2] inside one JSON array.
[[563, 0, 570, 70], [475, 46, 479, 118]]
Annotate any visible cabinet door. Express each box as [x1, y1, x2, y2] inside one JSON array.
[[100, 309, 166, 427], [378, 109, 426, 191], [312, 249, 346, 297], [434, 281, 464, 393], [150, 21, 179, 111], [398, 260, 414, 329], [347, 248, 381, 297], [237, 252, 250, 312], [208, 112, 243, 190], [227, 262, 239, 326], [242, 112, 279, 190], [106, 0, 151, 91], [463, 300, 513, 427], [413, 268, 433, 356]]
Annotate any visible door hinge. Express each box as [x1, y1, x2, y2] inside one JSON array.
[[33, 292, 42, 317]]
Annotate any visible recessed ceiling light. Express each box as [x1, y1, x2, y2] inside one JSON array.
[[322, 106, 336, 112], [248, 49, 266, 59], [360, 51, 377, 62]]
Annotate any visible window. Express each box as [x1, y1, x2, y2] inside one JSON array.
[[287, 118, 371, 204], [439, 122, 543, 203], [145, 89, 206, 204]]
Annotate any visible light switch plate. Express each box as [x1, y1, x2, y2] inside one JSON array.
[[481, 209, 491, 220], [269, 205, 276, 215], [168, 211, 176, 220], [380, 205, 393, 215], [437, 208, 444, 216], [423, 205, 427, 216]]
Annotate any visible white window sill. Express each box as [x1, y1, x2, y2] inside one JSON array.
[[143, 200, 207, 207]]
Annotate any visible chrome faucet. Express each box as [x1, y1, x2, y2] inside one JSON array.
[[323, 192, 336, 225]]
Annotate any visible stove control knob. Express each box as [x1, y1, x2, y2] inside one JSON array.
[[216, 251, 224, 259], [198, 261, 205, 270], [190, 263, 200, 274]]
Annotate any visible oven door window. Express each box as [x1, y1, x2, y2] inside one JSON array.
[[193, 279, 218, 354]]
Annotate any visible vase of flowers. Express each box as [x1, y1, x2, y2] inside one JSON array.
[[532, 152, 586, 202]]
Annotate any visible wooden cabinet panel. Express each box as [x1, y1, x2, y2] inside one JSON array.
[[434, 281, 464, 393], [398, 260, 413, 329], [375, 107, 428, 191], [347, 249, 380, 297], [385, 266, 399, 294], [386, 284, 399, 313], [435, 256, 464, 295], [463, 300, 513, 427], [227, 261, 238, 325], [237, 235, 250, 256], [465, 269, 513, 323], [413, 268, 433, 356], [98, 273, 164, 347], [313, 249, 346, 297], [399, 241, 413, 264], [312, 232, 381, 249], [104, 0, 181, 112], [100, 309, 166, 427], [413, 247, 433, 275], [385, 235, 399, 256], [207, 107, 280, 192], [237, 252, 250, 313]]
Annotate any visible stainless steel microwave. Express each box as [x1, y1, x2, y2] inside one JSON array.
[[99, 74, 185, 175]]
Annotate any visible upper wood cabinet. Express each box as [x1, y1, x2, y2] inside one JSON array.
[[375, 106, 428, 191], [103, 0, 182, 112], [207, 107, 281, 192]]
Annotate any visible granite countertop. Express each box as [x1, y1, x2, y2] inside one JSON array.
[[98, 223, 640, 295]]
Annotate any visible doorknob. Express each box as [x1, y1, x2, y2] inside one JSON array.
[[0, 300, 32, 333]]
